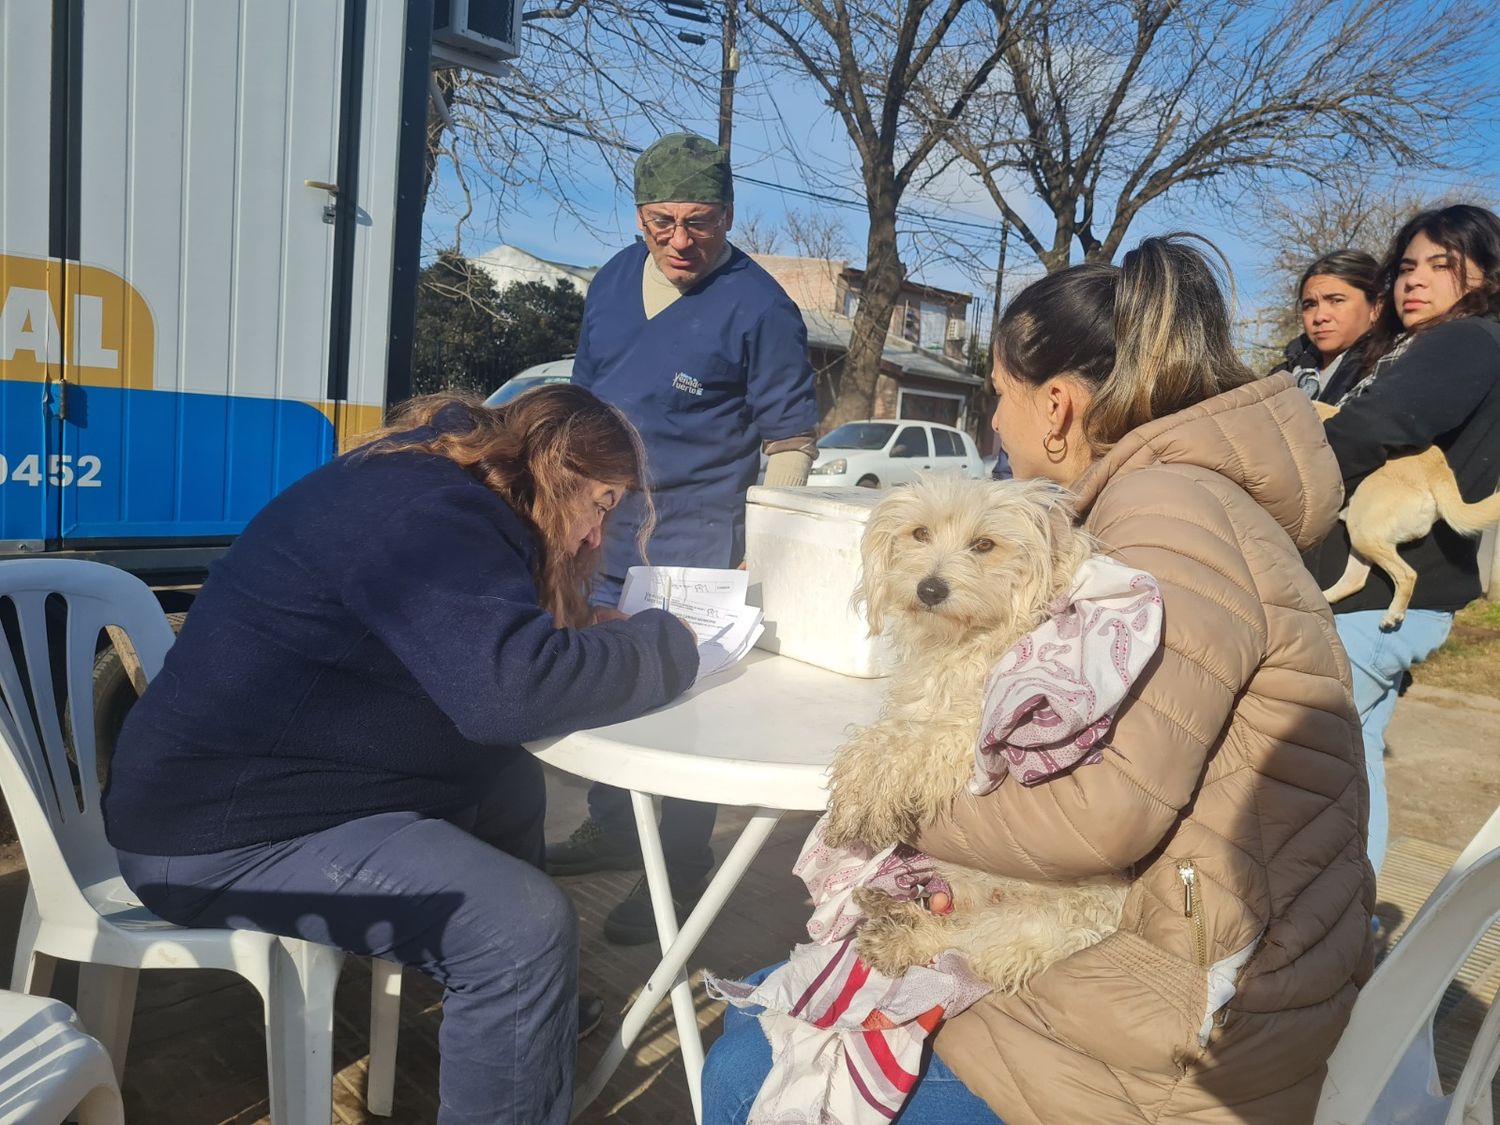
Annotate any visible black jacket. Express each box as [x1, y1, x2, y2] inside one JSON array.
[[1305, 317, 1500, 614], [1271, 334, 1370, 404]]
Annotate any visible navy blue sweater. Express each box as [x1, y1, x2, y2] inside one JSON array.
[[103, 440, 699, 855]]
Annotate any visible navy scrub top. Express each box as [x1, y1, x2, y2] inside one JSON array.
[[573, 241, 817, 595]]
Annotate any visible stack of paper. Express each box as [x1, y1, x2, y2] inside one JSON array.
[[618, 566, 764, 680]]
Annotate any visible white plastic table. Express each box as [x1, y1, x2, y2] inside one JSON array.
[[527, 648, 886, 1123]]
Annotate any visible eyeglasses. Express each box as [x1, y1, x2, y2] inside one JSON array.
[[640, 211, 723, 239]]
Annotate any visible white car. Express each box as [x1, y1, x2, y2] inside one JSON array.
[[484, 358, 575, 406], [809, 420, 985, 487]]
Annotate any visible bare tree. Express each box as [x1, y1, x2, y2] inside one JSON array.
[[425, 3, 722, 252], [782, 208, 851, 260], [734, 210, 784, 254], [926, 0, 1496, 275], [743, 0, 1025, 425]]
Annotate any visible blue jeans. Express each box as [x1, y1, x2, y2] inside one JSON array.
[[1335, 609, 1453, 874], [702, 966, 1003, 1124], [116, 750, 576, 1125]]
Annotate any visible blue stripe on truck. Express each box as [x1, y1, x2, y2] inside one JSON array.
[[0, 381, 336, 542]]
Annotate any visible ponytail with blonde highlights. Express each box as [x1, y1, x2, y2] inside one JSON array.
[[354, 385, 653, 628], [995, 234, 1254, 454]]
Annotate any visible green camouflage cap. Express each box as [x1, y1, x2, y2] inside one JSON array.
[[633, 132, 734, 205]]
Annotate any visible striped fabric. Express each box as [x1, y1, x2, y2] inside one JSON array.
[[708, 937, 988, 1123]]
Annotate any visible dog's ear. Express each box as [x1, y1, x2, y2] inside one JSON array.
[[1044, 493, 1077, 550], [1033, 483, 1091, 587], [854, 494, 907, 636]]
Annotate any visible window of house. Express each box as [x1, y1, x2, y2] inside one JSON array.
[[919, 300, 947, 351], [897, 390, 963, 427]]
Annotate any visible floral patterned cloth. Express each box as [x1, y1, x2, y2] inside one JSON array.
[[971, 555, 1163, 791]]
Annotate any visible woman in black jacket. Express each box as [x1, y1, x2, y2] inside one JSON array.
[[1276, 249, 1381, 402], [1307, 204, 1500, 874]]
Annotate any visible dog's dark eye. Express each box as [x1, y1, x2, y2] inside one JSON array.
[[912, 526, 931, 543], [970, 538, 996, 553]]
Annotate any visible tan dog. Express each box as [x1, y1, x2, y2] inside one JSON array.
[[1315, 400, 1500, 628], [823, 475, 1128, 993]]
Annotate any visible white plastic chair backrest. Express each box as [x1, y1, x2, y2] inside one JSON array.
[[0, 559, 175, 907], [1318, 845, 1500, 1125], [1420, 803, 1500, 927]]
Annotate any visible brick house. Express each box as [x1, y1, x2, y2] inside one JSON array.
[[751, 254, 987, 437]]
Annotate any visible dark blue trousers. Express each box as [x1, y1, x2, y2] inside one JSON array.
[[116, 750, 576, 1125], [590, 568, 717, 887]]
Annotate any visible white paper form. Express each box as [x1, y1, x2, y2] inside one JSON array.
[[619, 566, 764, 679]]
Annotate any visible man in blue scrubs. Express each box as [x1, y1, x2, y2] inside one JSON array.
[[546, 132, 819, 944]]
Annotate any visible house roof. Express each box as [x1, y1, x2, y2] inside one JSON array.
[[840, 266, 972, 307], [801, 310, 983, 387], [471, 244, 599, 293]]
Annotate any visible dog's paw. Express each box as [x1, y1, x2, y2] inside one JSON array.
[[851, 886, 907, 920], [855, 903, 934, 977]]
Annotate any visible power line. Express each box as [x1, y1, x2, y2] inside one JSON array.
[[470, 107, 1005, 238], [735, 173, 1004, 235]]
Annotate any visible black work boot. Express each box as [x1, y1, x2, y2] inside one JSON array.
[[602, 875, 705, 946], [578, 993, 605, 1040], [545, 818, 643, 877]]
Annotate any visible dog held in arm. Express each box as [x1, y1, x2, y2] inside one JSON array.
[[1315, 400, 1500, 629], [706, 477, 1162, 1125], [822, 475, 1154, 990]]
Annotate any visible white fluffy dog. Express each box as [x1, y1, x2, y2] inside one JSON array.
[[824, 474, 1129, 993]]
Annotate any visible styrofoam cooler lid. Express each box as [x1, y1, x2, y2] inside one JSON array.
[[745, 485, 886, 523]]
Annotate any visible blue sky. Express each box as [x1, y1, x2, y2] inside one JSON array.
[[423, 30, 1500, 349]]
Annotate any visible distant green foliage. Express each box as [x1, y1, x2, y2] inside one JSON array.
[[412, 249, 583, 397]]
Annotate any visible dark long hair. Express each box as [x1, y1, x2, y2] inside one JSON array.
[[1364, 204, 1500, 368], [356, 385, 653, 627], [994, 234, 1253, 453], [1297, 249, 1380, 307]]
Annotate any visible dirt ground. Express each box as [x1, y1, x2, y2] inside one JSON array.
[[1383, 683, 1500, 851], [1419, 600, 1500, 701]]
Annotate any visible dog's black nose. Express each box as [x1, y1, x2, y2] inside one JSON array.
[[916, 575, 950, 607]]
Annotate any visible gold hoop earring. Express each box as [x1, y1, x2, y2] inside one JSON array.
[[1042, 431, 1068, 461]]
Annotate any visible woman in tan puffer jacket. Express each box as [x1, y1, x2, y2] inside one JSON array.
[[914, 236, 1374, 1123]]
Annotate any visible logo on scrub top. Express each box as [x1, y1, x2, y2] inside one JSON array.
[[671, 372, 704, 396]]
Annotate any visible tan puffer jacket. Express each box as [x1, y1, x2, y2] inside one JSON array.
[[917, 373, 1375, 1123]]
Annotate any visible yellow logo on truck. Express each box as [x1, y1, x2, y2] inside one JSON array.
[[0, 252, 153, 389]]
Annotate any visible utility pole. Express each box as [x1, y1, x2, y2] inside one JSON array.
[[718, 0, 739, 154], [989, 220, 1010, 345]]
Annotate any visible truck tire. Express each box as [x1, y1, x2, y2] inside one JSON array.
[[86, 611, 188, 786]]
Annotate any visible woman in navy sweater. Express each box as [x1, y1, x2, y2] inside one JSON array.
[[103, 385, 699, 1125]]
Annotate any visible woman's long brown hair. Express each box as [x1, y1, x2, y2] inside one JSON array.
[[354, 385, 653, 627]]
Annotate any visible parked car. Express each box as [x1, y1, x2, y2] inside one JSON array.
[[808, 420, 985, 487], [484, 358, 575, 406]]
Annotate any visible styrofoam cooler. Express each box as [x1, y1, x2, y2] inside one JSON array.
[[744, 485, 893, 678]]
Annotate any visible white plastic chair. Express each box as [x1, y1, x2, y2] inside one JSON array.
[[1317, 839, 1500, 1124], [0, 990, 123, 1125], [0, 558, 402, 1121]]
